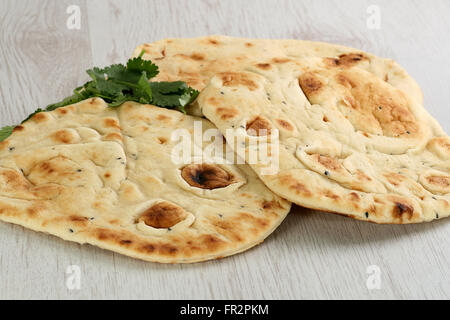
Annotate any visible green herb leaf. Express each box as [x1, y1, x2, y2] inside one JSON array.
[[150, 82, 199, 112], [150, 81, 188, 94], [0, 126, 15, 142], [180, 87, 200, 107], [0, 55, 199, 142], [136, 72, 153, 101], [127, 57, 159, 78], [45, 55, 195, 111], [108, 93, 130, 108]]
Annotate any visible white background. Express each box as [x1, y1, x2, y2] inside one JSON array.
[[0, 0, 448, 299]]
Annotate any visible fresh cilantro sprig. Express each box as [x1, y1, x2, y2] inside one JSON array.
[[46, 51, 199, 111], [0, 51, 199, 142]]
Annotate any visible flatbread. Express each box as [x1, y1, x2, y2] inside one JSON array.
[[0, 98, 290, 263], [133, 35, 424, 116], [133, 36, 449, 224], [199, 57, 449, 224]]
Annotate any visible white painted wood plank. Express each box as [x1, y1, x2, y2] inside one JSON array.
[[0, 0, 93, 127], [0, 0, 448, 300]]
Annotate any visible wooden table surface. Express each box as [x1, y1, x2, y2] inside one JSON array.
[[0, 0, 449, 300]]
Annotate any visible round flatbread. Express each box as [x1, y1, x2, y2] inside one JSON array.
[[133, 36, 448, 224], [198, 57, 449, 224], [0, 98, 290, 263]]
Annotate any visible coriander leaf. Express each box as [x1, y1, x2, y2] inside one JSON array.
[[150, 81, 199, 112], [96, 78, 129, 97], [127, 57, 159, 79], [0, 126, 15, 142], [151, 92, 183, 107], [104, 64, 142, 85], [139, 97, 151, 105], [86, 67, 107, 82], [4, 55, 199, 133], [103, 64, 127, 79], [87, 67, 128, 97], [136, 72, 153, 100], [180, 87, 200, 107], [108, 93, 131, 108], [45, 92, 85, 111], [149, 81, 188, 94]]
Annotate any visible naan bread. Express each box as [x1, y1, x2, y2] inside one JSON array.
[[133, 36, 449, 224], [199, 57, 449, 224], [133, 35, 424, 115], [0, 98, 290, 263]]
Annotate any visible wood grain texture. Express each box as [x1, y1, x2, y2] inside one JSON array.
[[0, 0, 449, 300]]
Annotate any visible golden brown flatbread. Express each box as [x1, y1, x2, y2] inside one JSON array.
[[133, 36, 449, 224], [0, 98, 290, 263], [133, 35, 424, 115], [199, 57, 449, 224]]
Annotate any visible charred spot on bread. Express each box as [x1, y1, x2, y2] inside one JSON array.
[[299, 72, 324, 96], [219, 72, 259, 91], [325, 53, 369, 68], [138, 202, 187, 229], [393, 202, 414, 220], [181, 164, 236, 189], [246, 117, 272, 136]]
